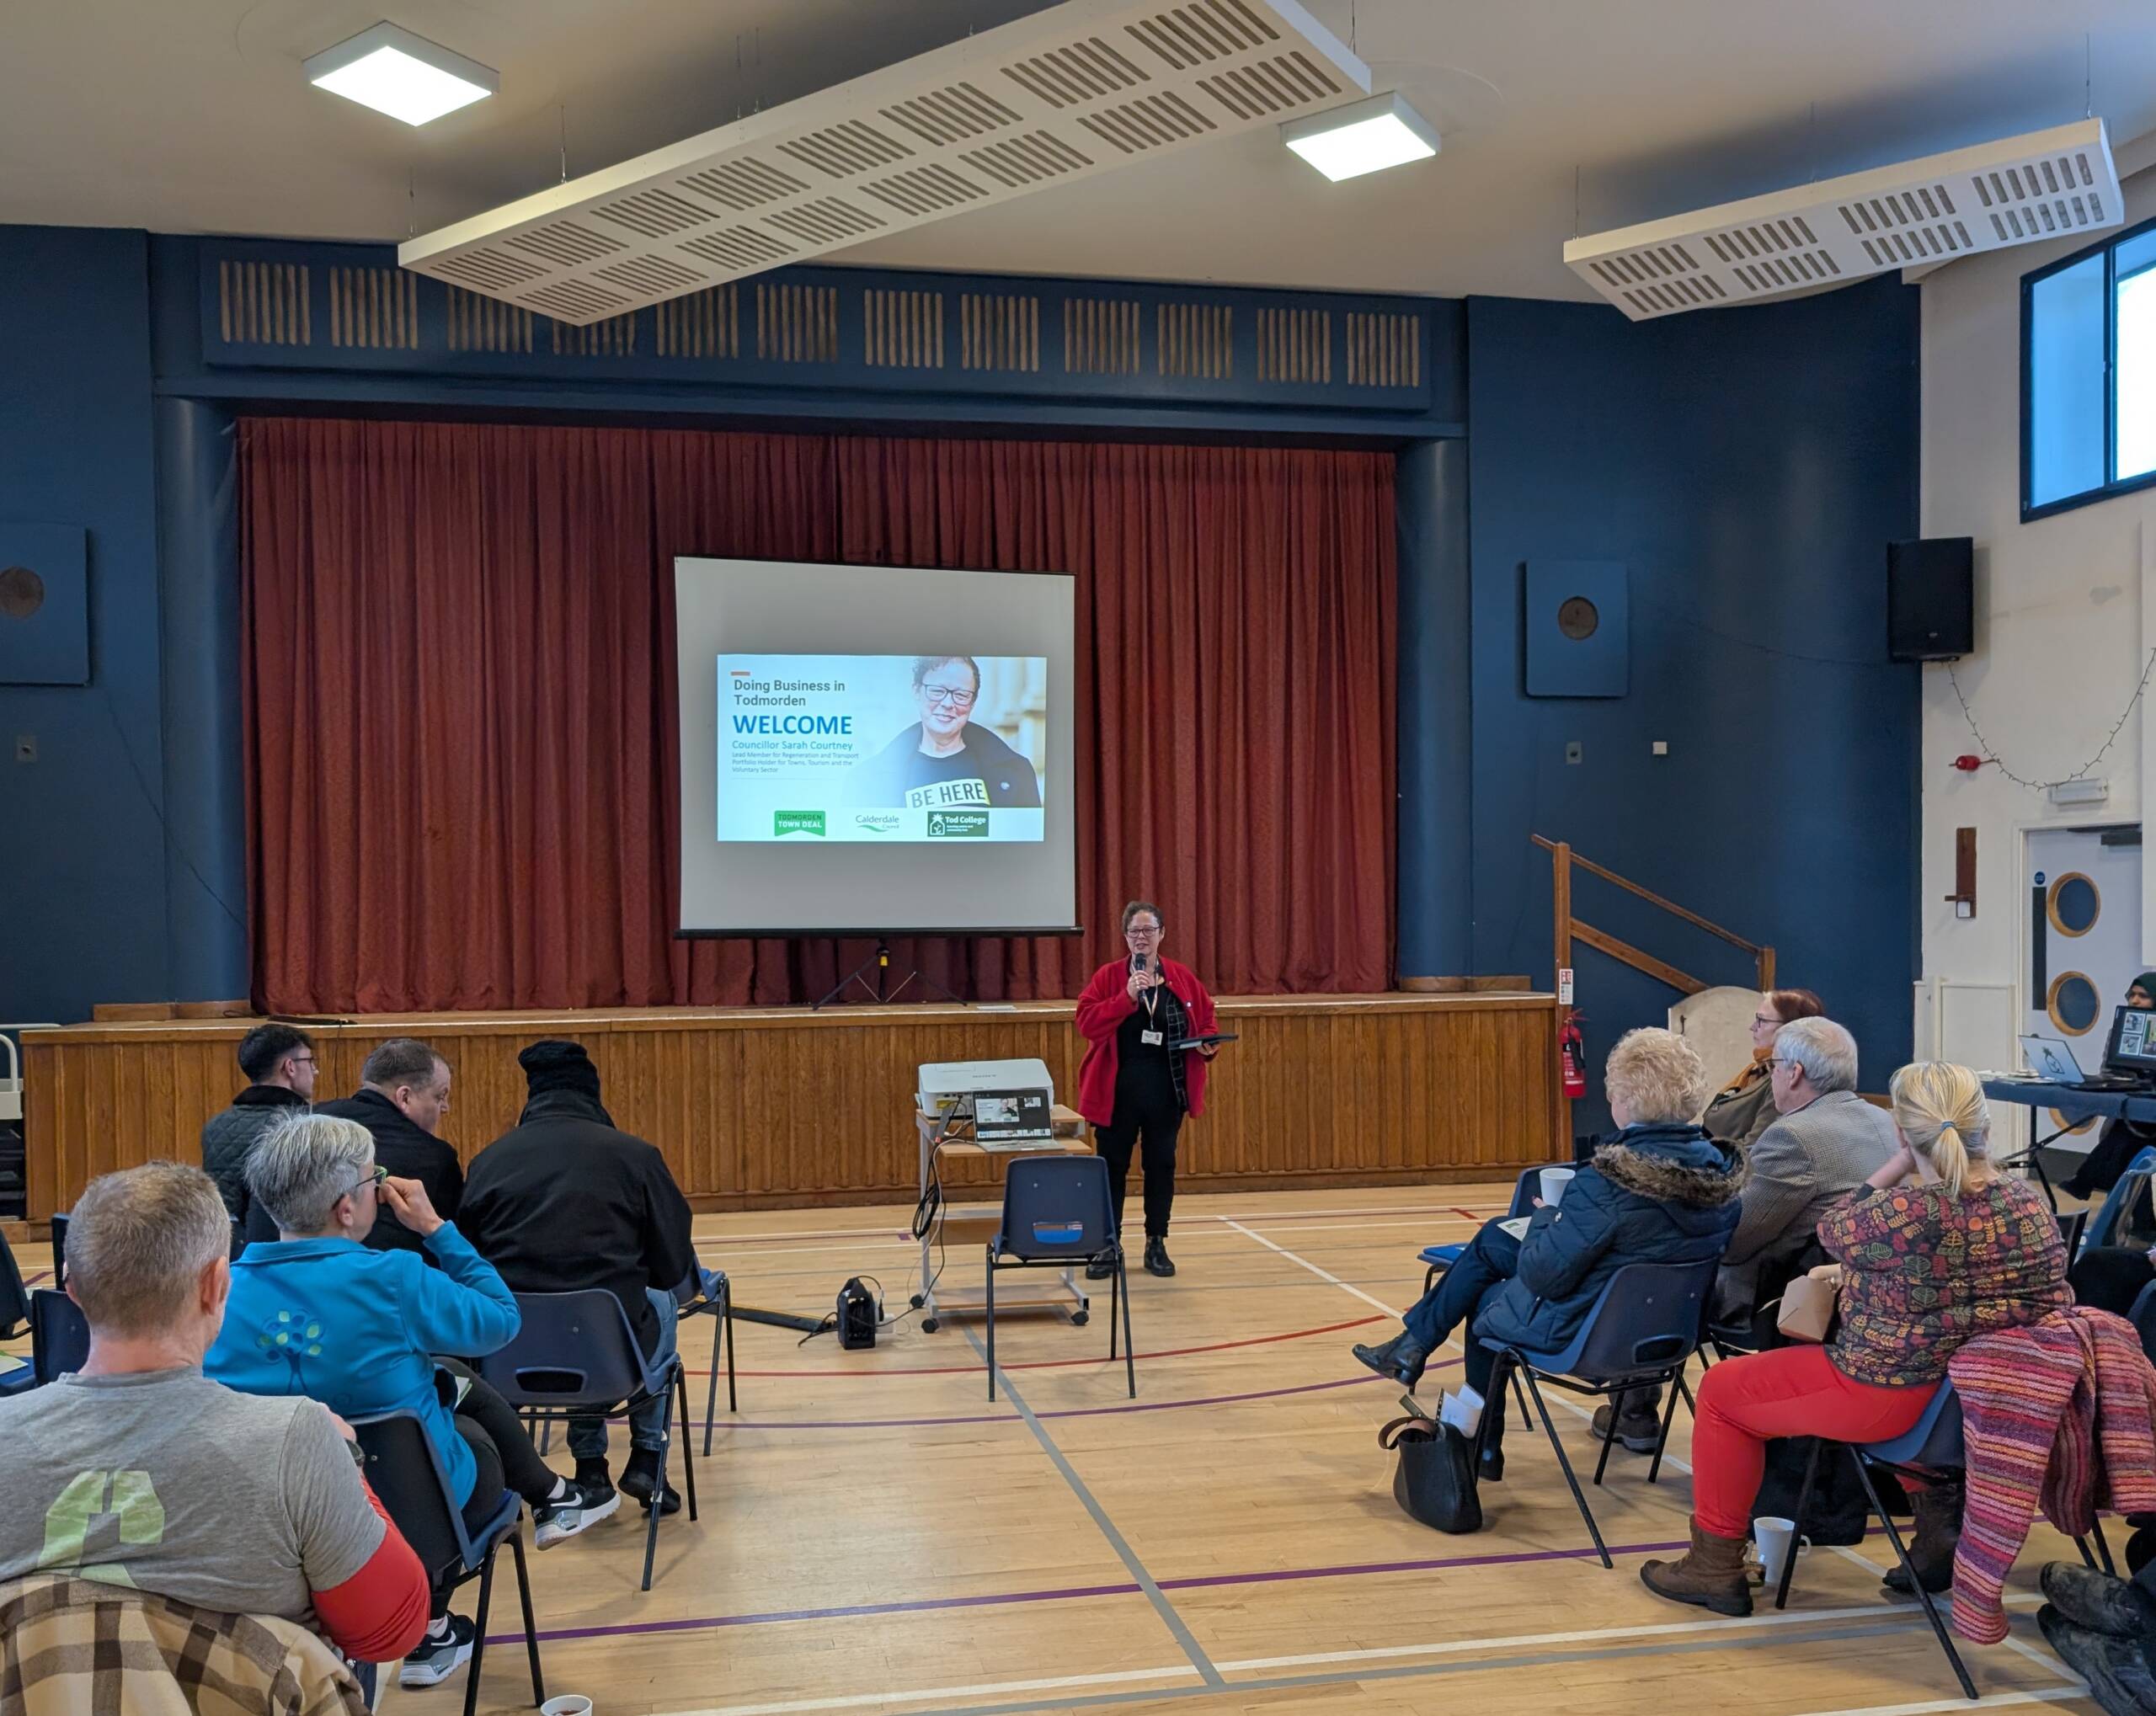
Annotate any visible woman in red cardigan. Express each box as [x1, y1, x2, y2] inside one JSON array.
[[1074, 901, 1220, 1279]]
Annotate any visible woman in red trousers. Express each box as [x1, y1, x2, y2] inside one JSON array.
[[1073, 901, 1220, 1279]]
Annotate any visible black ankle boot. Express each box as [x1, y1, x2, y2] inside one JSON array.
[[1145, 1237, 1176, 1277], [1350, 1330, 1432, 1388]]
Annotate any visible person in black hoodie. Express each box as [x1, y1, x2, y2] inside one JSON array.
[[458, 1040, 696, 1515], [255, 1037, 463, 1259], [200, 1024, 318, 1221]]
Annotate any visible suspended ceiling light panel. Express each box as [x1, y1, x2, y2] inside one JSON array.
[[401, 0, 1369, 324], [1565, 118, 2122, 322]]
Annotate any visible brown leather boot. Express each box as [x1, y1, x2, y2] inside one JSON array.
[[1640, 1519, 1754, 1616], [1883, 1481, 1961, 1596]]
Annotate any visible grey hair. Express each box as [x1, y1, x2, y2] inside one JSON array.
[[245, 1113, 376, 1234], [67, 1161, 232, 1338], [1776, 1016, 1859, 1095]]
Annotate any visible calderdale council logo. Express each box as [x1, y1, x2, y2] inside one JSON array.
[[854, 813, 901, 834], [927, 810, 990, 838], [774, 810, 827, 837]]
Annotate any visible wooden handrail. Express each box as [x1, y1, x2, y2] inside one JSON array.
[[1536, 834, 1774, 998], [1531, 834, 1762, 957]]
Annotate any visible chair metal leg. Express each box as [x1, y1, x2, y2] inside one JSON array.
[[1107, 1260, 1119, 1359], [1521, 1363, 1611, 1569], [1510, 1368, 1540, 1433], [1647, 1368, 1685, 1487], [508, 1525, 546, 1707], [1423, 1265, 1439, 1294], [672, 1364, 699, 1523], [723, 1292, 737, 1412], [985, 1248, 998, 1402], [1593, 1385, 1627, 1488], [1774, 1439, 1823, 1612], [2092, 1516, 2116, 1575], [2077, 1533, 2100, 1570], [639, 1474, 662, 1593], [702, 1307, 723, 1458], [1119, 1255, 1135, 1399], [462, 1547, 499, 1716], [1853, 1452, 1977, 1700]]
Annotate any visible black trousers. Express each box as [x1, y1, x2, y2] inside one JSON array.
[[434, 1365, 558, 1615], [2070, 1245, 2156, 1316], [1096, 1065, 1184, 1241]]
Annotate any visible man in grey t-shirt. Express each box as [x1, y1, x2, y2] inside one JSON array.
[[0, 1162, 427, 1664]]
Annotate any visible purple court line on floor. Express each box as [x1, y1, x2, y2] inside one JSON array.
[[488, 1533, 1694, 1646], [662, 1368, 1429, 1432], [23, 1270, 49, 1287]]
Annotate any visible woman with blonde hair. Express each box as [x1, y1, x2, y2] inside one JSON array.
[[1641, 1063, 2069, 1617], [1355, 1028, 1746, 1473]]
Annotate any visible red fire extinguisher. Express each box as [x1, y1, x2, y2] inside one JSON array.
[[1560, 1010, 1588, 1100]]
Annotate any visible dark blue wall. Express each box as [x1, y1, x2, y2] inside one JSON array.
[[0, 228, 173, 1026], [1465, 281, 1921, 1123]]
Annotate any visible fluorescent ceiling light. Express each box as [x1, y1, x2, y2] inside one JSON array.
[[304, 22, 497, 127], [1282, 93, 1438, 182]]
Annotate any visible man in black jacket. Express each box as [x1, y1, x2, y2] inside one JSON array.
[[200, 1024, 318, 1221], [458, 1041, 696, 1515], [293, 1038, 463, 1259]]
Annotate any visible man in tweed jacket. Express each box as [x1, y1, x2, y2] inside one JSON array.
[[1716, 1015, 1897, 1318]]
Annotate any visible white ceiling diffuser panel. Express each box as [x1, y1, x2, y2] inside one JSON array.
[[400, 0, 1369, 324], [1565, 119, 2121, 322]]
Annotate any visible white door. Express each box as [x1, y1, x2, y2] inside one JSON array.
[[2026, 825, 2143, 1164]]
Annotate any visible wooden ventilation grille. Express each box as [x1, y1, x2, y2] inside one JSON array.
[[1065, 298, 1141, 375], [1347, 312, 1419, 387], [655, 286, 740, 359], [446, 288, 533, 354], [219, 260, 311, 346], [402, 0, 1371, 323], [963, 295, 1041, 372], [552, 314, 638, 357], [864, 289, 945, 368], [328, 267, 419, 349], [757, 283, 840, 362], [1158, 302, 1232, 379], [1257, 307, 1330, 383]]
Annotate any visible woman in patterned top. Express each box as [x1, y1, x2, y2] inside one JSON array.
[[1640, 1063, 2069, 1617]]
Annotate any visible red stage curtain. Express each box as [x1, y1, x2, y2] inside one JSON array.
[[238, 418, 1395, 1011]]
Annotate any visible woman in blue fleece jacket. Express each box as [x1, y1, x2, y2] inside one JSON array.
[[1353, 1028, 1745, 1470], [208, 1114, 617, 1687]]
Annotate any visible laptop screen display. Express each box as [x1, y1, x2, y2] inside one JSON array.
[[2107, 1006, 2156, 1074]]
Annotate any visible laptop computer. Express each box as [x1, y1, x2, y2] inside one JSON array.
[[2021, 1023, 2149, 1091], [2020, 1033, 2089, 1084]]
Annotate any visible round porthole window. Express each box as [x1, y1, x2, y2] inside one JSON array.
[[2047, 872, 2100, 937], [1557, 596, 1599, 641], [0, 565, 43, 621], [2047, 971, 2101, 1036], [2049, 1107, 2099, 1137]]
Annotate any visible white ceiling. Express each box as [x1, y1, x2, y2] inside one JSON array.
[[7, 0, 2156, 303]]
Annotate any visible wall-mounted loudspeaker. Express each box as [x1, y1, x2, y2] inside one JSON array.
[[1887, 537, 1973, 663]]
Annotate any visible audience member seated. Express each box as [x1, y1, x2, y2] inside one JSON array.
[[1640, 1063, 2069, 1617], [200, 1023, 318, 1223], [1702, 988, 1826, 1149], [460, 1040, 696, 1516], [211, 1115, 612, 1692], [0, 1161, 429, 1667], [1597, 1015, 1892, 1452], [286, 1037, 463, 1260], [1352, 1028, 1743, 1474], [2063, 972, 2156, 1202]]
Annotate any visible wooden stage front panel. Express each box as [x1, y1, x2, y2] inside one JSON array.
[[21, 992, 1560, 1218]]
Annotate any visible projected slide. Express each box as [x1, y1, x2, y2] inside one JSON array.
[[718, 653, 1047, 842]]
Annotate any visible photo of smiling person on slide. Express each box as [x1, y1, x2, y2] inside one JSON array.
[[849, 654, 1043, 811]]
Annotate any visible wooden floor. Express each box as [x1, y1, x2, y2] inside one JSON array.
[[4, 1185, 2102, 1716]]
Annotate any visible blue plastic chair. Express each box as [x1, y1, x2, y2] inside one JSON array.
[[350, 1409, 543, 1716], [48, 1211, 67, 1290], [0, 1224, 29, 1340], [2131, 1278, 2156, 1364], [1417, 1168, 1545, 1289], [2082, 1148, 2156, 1253], [1774, 1383, 1974, 1697], [985, 1156, 1133, 1402], [472, 1289, 698, 1593], [673, 1260, 739, 1457], [29, 1287, 88, 1385], [1477, 1257, 1719, 1567]]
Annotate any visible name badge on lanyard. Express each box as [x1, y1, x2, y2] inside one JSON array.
[[1140, 1030, 1164, 1047]]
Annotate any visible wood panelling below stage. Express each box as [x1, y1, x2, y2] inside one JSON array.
[[21, 993, 1560, 1218]]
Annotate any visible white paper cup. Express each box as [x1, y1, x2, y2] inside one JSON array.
[[540, 1698, 595, 1716], [1753, 1516, 1799, 1589], [1539, 1167, 1577, 1206]]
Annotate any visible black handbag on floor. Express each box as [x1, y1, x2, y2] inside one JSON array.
[[1380, 1415, 1483, 1534]]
